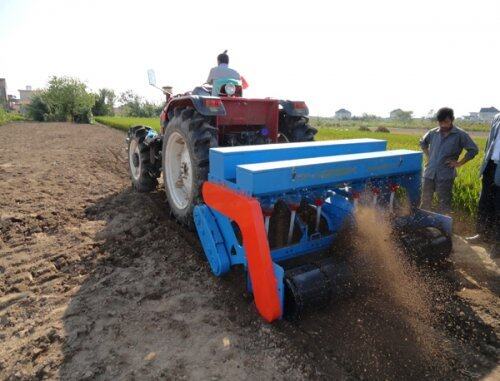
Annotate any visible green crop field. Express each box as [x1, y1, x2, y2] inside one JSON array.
[[95, 116, 161, 132], [311, 117, 490, 132], [96, 116, 485, 217]]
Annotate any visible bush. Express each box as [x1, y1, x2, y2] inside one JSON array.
[[26, 93, 50, 121], [358, 125, 371, 132], [375, 126, 390, 133], [0, 108, 25, 125], [0, 108, 9, 125], [26, 76, 95, 123]]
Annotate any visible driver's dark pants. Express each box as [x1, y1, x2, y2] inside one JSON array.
[[421, 177, 454, 214], [476, 160, 500, 243]]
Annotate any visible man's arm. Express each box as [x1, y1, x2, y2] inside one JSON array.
[[484, 118, 498, 153], [206, 68, 215, 85], [419, 131, 431, 161], [447, 132, 479, 168]]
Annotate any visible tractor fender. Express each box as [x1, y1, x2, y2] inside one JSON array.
[[279, 100, 309, 117], [164, 95, 226, 119], [127, 125, 157, 144]]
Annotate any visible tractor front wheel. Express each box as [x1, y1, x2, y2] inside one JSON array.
[[162, 108, 218, 229], [127, 127, 158, 192]]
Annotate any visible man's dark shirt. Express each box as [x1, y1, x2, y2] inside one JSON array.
[[420, 125, 478, 180]]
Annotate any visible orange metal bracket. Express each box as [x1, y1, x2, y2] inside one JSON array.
[[202, 181, 281, 322]]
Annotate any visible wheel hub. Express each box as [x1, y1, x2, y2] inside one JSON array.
[[132, 152, 140, 167], [165, 131, 193, 210], [128, 139, 141, 181]]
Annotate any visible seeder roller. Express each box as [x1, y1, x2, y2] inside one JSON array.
[[194, 138, 452, 322]]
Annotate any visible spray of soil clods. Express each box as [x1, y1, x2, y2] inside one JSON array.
[[351, 203, 449, 362]]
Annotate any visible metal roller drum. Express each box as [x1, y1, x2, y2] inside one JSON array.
[[397, 226, 452, 264], [284, 259, 355, 319]]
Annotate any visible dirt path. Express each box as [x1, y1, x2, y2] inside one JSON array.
[[0, 122, 498, 380]]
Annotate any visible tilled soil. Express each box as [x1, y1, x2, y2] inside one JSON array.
[[0, 122, 498, 380]]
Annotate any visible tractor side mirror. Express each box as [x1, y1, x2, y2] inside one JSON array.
[[147, 69, 157, 87]]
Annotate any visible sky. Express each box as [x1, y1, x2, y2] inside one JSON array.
[[0, 0, 499, 117]]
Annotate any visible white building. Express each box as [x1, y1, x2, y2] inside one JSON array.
[[334, 108, 351, 120], [389, 109, 403, 119], [465, 112, 480, 121], [18, 86, 34, 106], [479, 107, 499, 122]]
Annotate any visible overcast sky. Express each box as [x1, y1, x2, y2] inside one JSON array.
[[1, 0, 499, 117]]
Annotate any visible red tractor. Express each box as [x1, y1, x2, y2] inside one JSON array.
[[127, 74, 317, 228]]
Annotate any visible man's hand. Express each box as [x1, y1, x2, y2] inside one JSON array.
[[446, 159, 462, 168]]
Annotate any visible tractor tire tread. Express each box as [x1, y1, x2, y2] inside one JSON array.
[[163, 110, 217, 230], [127, 126, 158, 193], [279, 113, 317, 142]]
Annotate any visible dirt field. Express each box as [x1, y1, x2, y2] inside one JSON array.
[[0, 122, 498, 380]]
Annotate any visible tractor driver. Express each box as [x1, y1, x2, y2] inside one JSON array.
[[206, 50, 241, 85]]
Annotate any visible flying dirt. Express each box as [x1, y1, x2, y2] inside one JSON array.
[[0, 122, 498, 380]]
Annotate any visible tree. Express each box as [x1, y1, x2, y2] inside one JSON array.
[[26, 76, 95, 123], [119, 90, 162, 118], [119, 90, 143, 116], [360, 113, 380, 120], [426, 109, 436, 119], [92, 88, 116, 116]]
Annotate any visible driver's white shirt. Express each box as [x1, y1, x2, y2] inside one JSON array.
[[206, 63, 240, 85]]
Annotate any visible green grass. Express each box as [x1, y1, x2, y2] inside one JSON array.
[[311, 117, 490, 132], [96, 116, 485, 217], [95, 116, 160, 132], [0, 109, 25, 125]]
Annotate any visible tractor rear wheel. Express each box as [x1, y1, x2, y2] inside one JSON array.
[[279, 114, 318, 142], [127, 127, 158, 192], [162, 108, 218, 229]]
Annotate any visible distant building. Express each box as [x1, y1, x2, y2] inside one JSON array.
[[464, 112, 480, 121], [389, 109, 403, 119], [7, 95, 20, 112], [389, 108, 413, 120], [0, 78, 7, 107], [334, 108, 351, 120], [479, 107, 499, 122], [18, 86, 34, 105]]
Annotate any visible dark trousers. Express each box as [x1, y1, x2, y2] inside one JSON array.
[[421, 177, 454, 214], [477, 160, 500, 242]]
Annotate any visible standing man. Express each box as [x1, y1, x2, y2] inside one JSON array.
[[467, 113, 500, 257], [420, 107, 479, 214]]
